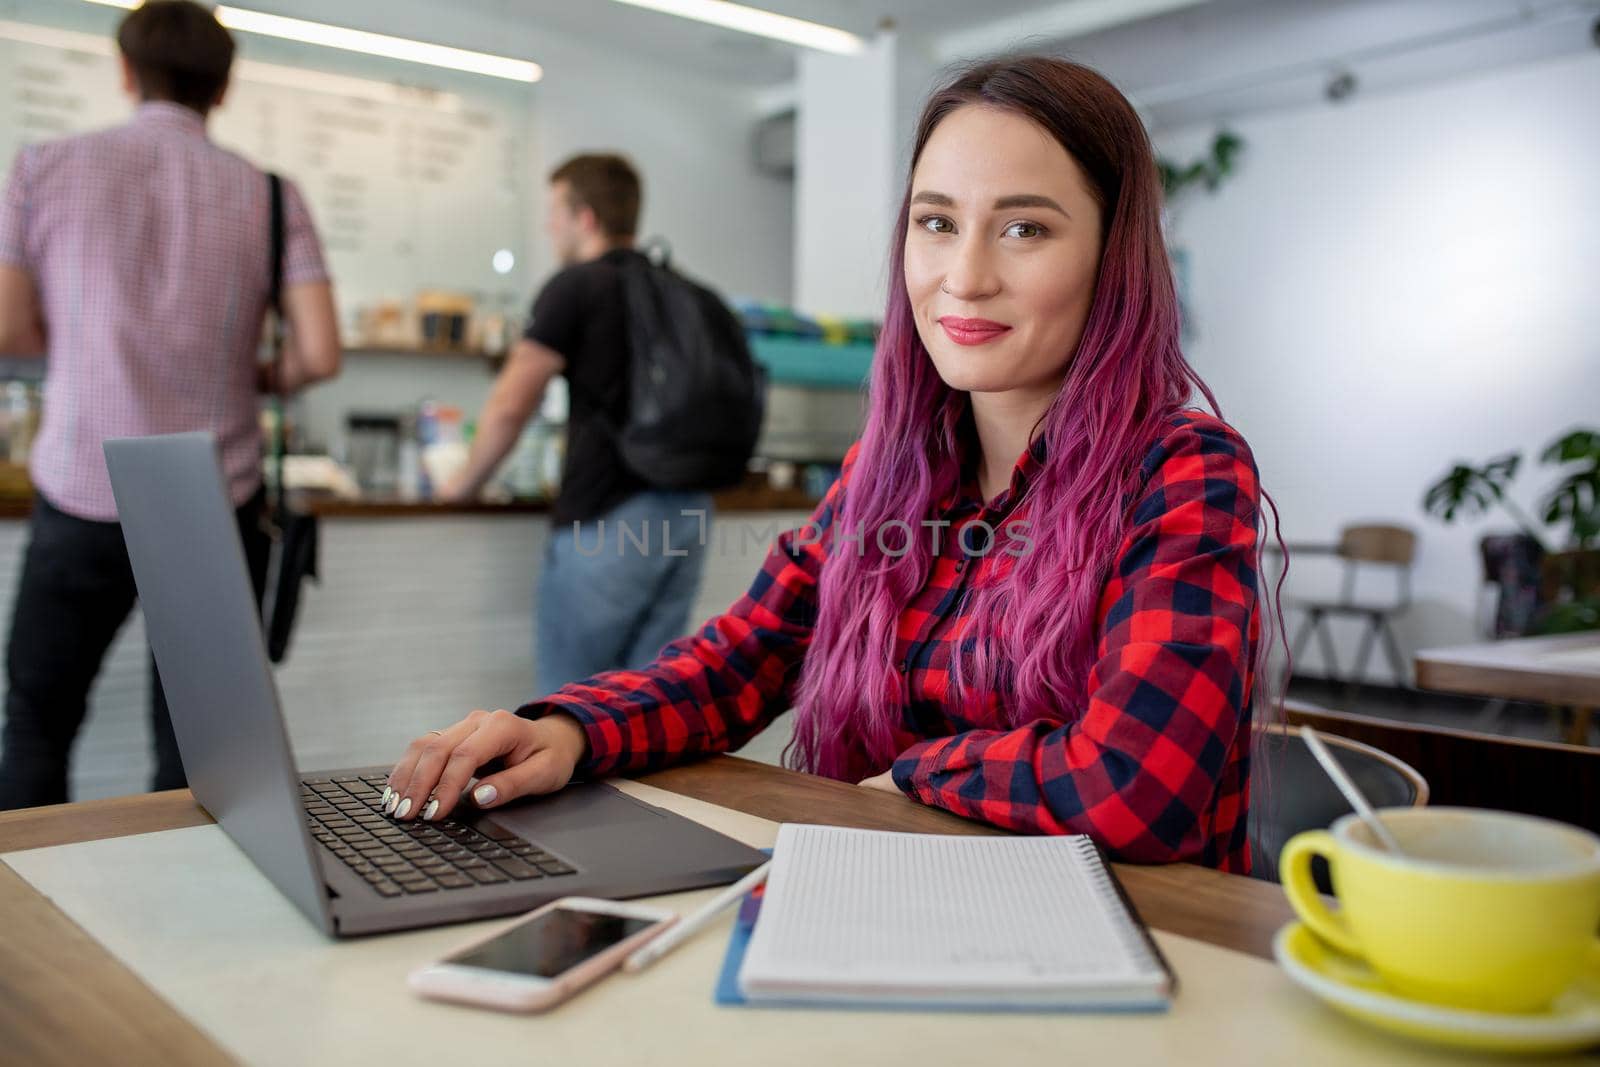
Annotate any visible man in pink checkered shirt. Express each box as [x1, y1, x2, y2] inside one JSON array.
[[0, 1, 341, 808]]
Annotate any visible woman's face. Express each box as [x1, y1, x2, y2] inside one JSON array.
[[904, 105, 1105, 399]]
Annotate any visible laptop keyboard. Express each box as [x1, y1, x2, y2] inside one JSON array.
[[300, 773, 577, 898]]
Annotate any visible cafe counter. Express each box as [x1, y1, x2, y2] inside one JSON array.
[[0, 487, 821, 522], [293, 482, 821, 518], [0, 482, 812, 788]]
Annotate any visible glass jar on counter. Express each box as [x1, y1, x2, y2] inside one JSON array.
[[538, 424, 564, 500], [501, 423, 545, 499], [1, 381, 40, 465], [498, 419, 563, 501]]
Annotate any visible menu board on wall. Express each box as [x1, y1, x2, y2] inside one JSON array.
[[0, 27, 534, 330]]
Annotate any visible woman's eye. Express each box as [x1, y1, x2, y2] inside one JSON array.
[[917, 215, 954, 234], [1004, 221, 1045, 239]]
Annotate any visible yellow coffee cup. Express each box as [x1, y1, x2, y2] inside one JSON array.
[[1281, 807, 1600, 1013]]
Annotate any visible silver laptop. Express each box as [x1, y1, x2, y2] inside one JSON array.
[[104, 432, 766, 937]]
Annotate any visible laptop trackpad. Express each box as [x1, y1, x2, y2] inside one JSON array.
[[480, 782, 664, 848]]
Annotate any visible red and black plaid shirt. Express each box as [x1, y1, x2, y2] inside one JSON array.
[[522, 410, 1262, 872]]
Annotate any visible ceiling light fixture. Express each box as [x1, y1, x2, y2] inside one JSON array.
[[0, 19, 465, 108], [609, 0, 863, 55], [78, 0, 541, 82]]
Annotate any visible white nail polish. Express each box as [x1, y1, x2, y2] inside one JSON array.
[[422, 798, 439, 821], [383, 792, 399, 814], [396, 798, 412, 819], [381, 786, 392, 807], [473, 784, 498, 806]]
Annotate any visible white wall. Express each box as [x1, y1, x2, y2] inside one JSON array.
[[1155, 51, 1600, 681], [794, 34, 899, 318], [524, 32, 793, 304]]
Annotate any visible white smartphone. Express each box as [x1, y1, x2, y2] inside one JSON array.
[[408, 897, 677, 1012]]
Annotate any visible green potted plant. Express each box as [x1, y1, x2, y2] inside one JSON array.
[[1423, 428, 1600, 634], [1158, 131, 1244, 200]]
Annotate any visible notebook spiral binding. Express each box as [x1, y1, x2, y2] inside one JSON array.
[[1070, 838, 1176, 991]]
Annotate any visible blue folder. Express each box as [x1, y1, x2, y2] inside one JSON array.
[[712, 884, 766, 1007]]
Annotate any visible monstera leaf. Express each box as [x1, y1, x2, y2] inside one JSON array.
[[1423, 429, 1600, 552], [1542, 476, 1600, 548], [1539, 430, 1600, 550], [1422, 453, 1520, 522], [1540, 429, 1600, 465]]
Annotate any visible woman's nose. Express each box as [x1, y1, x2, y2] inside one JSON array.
[[939, 239, 1000, 301]]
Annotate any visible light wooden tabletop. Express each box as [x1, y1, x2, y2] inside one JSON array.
[[1415, 632, 1600, 707], [0, 755, 1295, 1067]]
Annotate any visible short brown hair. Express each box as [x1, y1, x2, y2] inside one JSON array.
[[550, 154, 642, 240], [117, 1, 235, 114]]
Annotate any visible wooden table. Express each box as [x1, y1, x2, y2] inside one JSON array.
[[1415, 633, 1600, 744], [0, 756, 1294, 1067]]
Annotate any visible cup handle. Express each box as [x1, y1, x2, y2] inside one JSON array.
[[1280, 830, 1363, 957]]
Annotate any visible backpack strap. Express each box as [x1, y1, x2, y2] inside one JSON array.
[[267, 173, 287, 523], [268, 173, 284, 313]]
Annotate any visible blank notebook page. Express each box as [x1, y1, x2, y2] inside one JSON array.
[[738, 824, 1164, 994]]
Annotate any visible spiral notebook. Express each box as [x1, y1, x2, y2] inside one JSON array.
[[730, 824, 1174, 1012]]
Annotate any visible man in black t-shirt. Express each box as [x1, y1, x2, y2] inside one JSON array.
[[441, 155, 712, 693]]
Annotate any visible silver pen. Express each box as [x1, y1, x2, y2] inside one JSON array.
[[623, 861, 772, 973]]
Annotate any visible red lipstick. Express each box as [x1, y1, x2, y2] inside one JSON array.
[[937, 316, 1011, 346]]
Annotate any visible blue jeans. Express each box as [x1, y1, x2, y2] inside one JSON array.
[[534, 490, 713, 695]]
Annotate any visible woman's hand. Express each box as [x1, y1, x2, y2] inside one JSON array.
[[383, 709, 588, 822], [858, 769, 902, 795]]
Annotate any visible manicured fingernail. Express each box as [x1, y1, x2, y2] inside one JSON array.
[[422, 798, 439, 821], [396, 798, 412, 819], [384, 792, 399, 814], [473, 784, 498, 807], [381, 786, 392, 807]]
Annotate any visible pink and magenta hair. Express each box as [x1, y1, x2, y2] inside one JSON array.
[[788, 56, 1286, 783]]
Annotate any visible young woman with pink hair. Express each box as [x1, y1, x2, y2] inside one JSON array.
[[385, 56, 1278, 872]]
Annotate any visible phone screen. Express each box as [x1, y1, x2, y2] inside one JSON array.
[[448, 907, 656, 979]]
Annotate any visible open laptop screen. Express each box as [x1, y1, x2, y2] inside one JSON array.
[[104, 432, 333, 934]]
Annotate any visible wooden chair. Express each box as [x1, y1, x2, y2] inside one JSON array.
[[1286, 524, 1417, 687], [1540, 549, 1600, 605], [1282, 700, 1600, 831], [1248, 722, 1427, 887]]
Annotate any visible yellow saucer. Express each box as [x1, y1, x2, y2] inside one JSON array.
[[1274, 922, 1600, 1055]]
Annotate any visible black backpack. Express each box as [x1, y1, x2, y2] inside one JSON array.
[[614, 245, 766, 490]]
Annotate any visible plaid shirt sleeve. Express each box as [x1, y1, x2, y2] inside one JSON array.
[[279, 177, 329, 286], [515, 449, 853, 778], [0, 147, 34, 269], [890, 419, 1261, 863]]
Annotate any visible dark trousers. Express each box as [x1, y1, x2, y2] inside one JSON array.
[[0, 490, 270, 809]]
